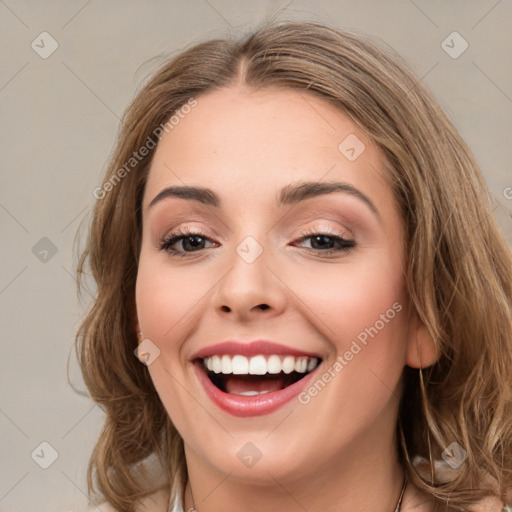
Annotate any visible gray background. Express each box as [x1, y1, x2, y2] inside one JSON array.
[[1, 1, 511, 510]]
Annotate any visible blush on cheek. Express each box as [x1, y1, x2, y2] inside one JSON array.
[[136, 263, 198, 333]]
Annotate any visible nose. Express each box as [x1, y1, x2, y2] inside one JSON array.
[[211, 236, 288, 322]]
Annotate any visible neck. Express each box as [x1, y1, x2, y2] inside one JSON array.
[[182, 426, 405, 512]]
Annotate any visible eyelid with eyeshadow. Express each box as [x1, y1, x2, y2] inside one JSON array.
[[157, 225, 356, 258]]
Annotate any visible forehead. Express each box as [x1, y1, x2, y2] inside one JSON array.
[[143, 86, 390, 209]]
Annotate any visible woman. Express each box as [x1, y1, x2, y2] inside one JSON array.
[[76, 20, 512, 512]]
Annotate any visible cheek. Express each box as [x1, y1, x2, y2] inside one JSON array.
[[294, 254, 407, 414], [289, 254, 408, 438], [135, 254, 210, 341], [135, 256, 208, 429], [300, 251, 404, 326]]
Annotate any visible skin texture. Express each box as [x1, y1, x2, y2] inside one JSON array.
[[134, 85, 438, 512]]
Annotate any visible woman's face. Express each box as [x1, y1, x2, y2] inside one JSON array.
[[136, 85, 421, 484]]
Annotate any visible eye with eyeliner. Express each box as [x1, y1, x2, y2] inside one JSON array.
[[294, 227, 356, 255], [158, 226, 356, 258], [159, 227, 218, 258]]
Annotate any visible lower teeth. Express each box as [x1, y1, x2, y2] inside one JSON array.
[[234, 390, 271, 396], [204, 366, 313, 394]]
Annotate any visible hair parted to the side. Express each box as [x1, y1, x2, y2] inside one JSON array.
[[74, 19, 512, 512]]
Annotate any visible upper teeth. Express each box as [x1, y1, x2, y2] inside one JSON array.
[[203, 355, 319, 375]]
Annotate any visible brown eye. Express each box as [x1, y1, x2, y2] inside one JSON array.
[[294, 230, 356, 256], [159, 229, 217, 257]]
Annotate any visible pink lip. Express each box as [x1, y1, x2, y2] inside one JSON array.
[[191, 340, 320, 360], [193, 361, 320, 417]]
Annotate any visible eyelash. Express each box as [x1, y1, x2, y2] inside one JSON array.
[[159, 226, 356, 258]]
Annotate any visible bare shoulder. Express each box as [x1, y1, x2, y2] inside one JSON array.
[[401, 482, 460, 512], [468, 495, 509, 512], [401, 481, 437, 511], [401, 481, 506, 512]]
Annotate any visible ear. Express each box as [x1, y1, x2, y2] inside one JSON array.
[[406, 307, 439, 369]]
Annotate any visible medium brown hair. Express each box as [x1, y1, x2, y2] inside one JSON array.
[[74, 19, 512, 511]]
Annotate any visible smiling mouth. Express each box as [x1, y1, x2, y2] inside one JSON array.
[[197, 354, 321, 396]]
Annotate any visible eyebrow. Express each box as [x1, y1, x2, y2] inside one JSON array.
[[147, 181, 379, 217]]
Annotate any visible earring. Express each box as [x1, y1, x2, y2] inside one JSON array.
[[136, 331, 143, 342], [418, 367, 435, 484]]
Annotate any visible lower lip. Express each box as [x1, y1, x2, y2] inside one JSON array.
[[194, 361, 320, 417]]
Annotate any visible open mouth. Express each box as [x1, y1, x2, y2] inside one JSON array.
[[196, 355, 322, 396]]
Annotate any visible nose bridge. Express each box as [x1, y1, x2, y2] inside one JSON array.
[[226, 232, 269, 299], [212, 228, 286, 318], [228, 212, 270, 275]]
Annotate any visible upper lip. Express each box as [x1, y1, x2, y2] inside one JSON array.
[[191, 340, 322, 360]]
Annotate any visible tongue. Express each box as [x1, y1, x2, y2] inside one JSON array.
[[224, 375, 287, 395]]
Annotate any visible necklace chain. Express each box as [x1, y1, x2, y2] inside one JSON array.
[[181, 475, 408, 512], [395, 475, 408, 512]]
